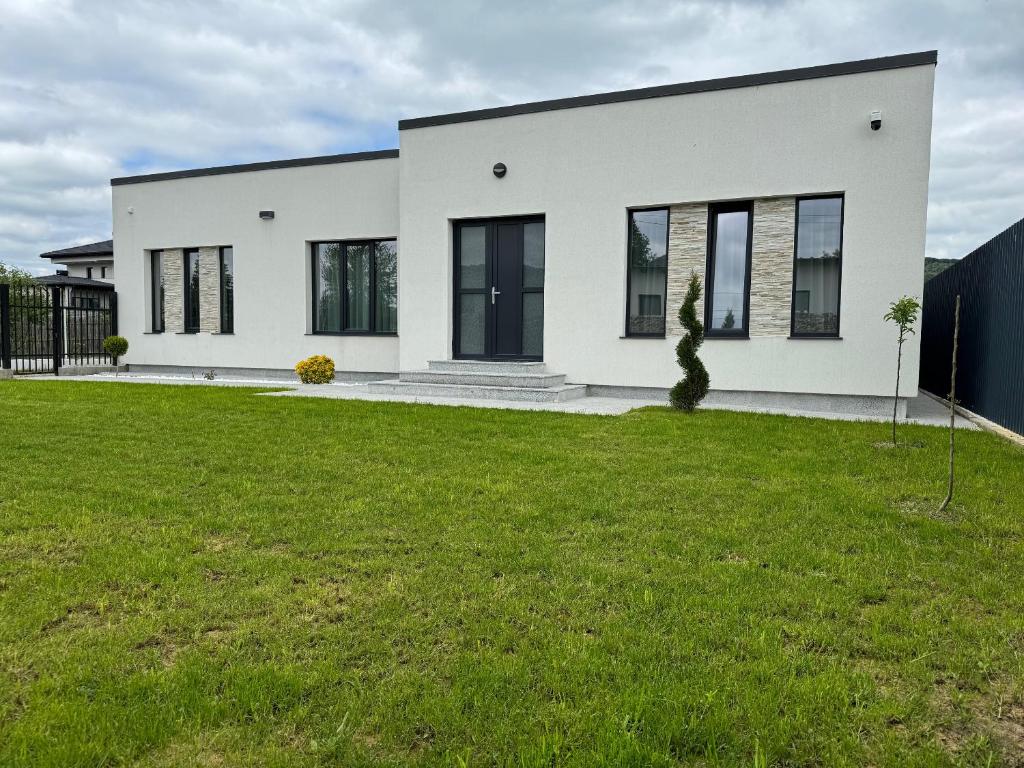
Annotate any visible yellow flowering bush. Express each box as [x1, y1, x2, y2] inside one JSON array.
[[295, 354, 335, 384]]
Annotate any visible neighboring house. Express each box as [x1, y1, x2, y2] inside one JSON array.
[[111, 51, 936, 415], [920, 216, 1024, 437], [40, 240, 115, 283], [33, 274, 114, 311]]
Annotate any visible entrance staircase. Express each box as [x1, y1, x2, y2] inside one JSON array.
[[365, 360, 587, 402]]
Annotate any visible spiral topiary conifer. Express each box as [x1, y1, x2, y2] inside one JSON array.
[[669, 271, 710, 411]]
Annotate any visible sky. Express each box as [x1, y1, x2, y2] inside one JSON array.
[[1, 0, 1021, 275]]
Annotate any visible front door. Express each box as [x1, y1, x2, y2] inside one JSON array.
[[453, 217, 544, 360]]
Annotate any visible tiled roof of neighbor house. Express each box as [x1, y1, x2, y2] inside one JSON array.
[[34, 275, 113, 289], [39, 240, 113, 260], [108, 50, 937, 185]]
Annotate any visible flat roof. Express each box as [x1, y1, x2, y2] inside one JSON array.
[[108, 50, 936, 186], [110, 148, 399, 187], [40, 239, 113, 260], [398, 50, 937, 130]]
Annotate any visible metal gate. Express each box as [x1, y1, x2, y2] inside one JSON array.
[[0, 283, 118, 375]]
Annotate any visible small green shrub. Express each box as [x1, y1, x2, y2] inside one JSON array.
[[102, 335, 129, 365], [669, 271, 710, 411], [295, 354, 335, 384]]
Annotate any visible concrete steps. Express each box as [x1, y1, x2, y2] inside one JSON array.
[[365, 360, 586, 403], [400, 369, 566, 388], [426, 359, 548, 374]]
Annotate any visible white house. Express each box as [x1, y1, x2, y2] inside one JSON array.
[[111, 51, 936, 415], [40, 240, 115, 283]]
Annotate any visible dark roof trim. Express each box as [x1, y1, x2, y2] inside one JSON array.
[[110, 148, 399, 186], [399, 50, 938, 130], [34, 275, 114, 289], [40, 239, 113, 259]]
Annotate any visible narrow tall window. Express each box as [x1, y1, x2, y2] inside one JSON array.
[[219, 246, 234, 334], [312, 239, 397, 334], [792, 196, 843, 336], [374, 240, 398, 333], [184, 248, 200, 333], [626, 208, 669, 336], [345, 243, 371, 331], [706, 202, 753, 336], [313, 243, 343, 332], [151, 250, 164, 333]]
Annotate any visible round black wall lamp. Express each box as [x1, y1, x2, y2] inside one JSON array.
[[492, 162, 507, 178]]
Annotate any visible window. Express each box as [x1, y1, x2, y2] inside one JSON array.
[[86, 267, 93, 279], [638, 294, 662, 318], [626, 208, 668, 336], [374, 240, 397, 333], [706, 202, 753, 336], [184, 248, 200, 333], [312, 239, 397, 334], [792, 196, 843, 336], [151, 250, 164, 333], [72, 296, 100, 309], [100, 266, 107, 279], [219, 246, 234, 334]]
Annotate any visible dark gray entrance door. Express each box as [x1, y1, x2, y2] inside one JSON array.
[[453, 217, 544, 360]]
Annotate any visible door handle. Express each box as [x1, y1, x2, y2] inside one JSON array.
[[491, 286, 501, 305]]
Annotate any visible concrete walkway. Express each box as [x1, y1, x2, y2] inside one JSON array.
[[15, 371, 978, 428]]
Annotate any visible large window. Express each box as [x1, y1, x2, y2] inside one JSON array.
[[150, 250, 164, 333], [626, 208, 668, 336], [312, 239, 397, 334], [220, 246, 234, 334], [705, 202, 753, 337], [792, 196, 843, 337], [184, 248, 200, 333]]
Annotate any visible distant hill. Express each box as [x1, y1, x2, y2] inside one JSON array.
[[925, 257, 958, 282]]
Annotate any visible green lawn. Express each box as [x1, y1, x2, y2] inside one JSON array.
[[1, 381, 1023, 767]]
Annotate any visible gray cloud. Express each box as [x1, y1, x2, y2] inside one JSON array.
[[0, 0, 1021, 272]]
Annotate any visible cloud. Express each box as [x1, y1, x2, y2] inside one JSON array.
[[0, 0, 1021, 272]]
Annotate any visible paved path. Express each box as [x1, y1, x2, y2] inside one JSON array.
[[13, 372, 979, 428]]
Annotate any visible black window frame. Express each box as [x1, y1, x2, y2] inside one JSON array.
[[705, 200, 754, 339], [310, 238, 398, 336], [150, 250, 164, 333], [219, 246, 234, 334], [624, 206, 670, 338], [790, 193, 844, 338], [183, 248, 200, 333]]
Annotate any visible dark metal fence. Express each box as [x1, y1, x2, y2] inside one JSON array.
[[0, 283, 118, 375], [920, 217, 1024, 436]]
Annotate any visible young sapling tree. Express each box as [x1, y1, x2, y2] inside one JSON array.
[[938, 295, 961, 514], [883, 296, 921, 446]]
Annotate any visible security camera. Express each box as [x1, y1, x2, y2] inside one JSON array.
[[870, 110, 882, 131]]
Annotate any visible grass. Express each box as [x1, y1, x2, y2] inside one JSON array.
[[1, 381, 1023, 767]]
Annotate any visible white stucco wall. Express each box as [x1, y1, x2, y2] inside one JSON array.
[[397, 63, 935, 396], [113, 157, 400, 372], [51, 258, 115, 283]]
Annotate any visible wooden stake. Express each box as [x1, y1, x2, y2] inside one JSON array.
[[938, 295, 960, 514]]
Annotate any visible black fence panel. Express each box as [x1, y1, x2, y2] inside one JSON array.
[[63, 289, 117, 368], [0, 283, 119, 375], [2, 284, 57, 374], [920, 218, 1024, 436]]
